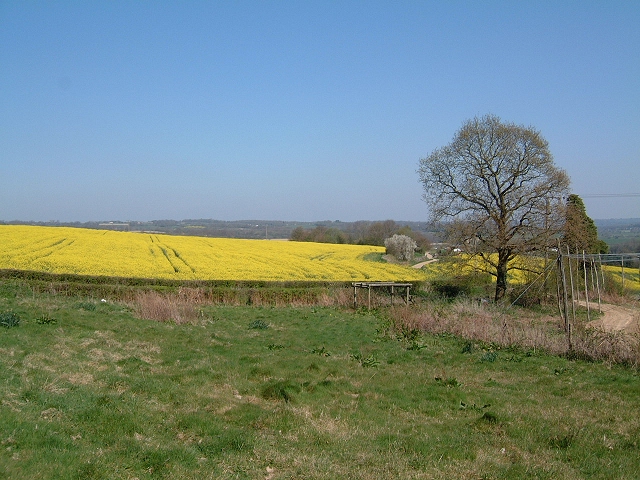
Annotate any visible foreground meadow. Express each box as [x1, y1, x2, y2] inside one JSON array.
[[0, 225, 425, 282], [1, 281, 639, 479]]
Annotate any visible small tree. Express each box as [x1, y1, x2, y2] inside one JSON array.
[[384, 234, 417, 261]]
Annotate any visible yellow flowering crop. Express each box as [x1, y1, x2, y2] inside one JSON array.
[[0, 225, 427, 282], [420, 253, 547, 285], [602, 265, 640, 293]]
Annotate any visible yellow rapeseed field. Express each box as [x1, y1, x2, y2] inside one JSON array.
[[0, 225, 427, 282]]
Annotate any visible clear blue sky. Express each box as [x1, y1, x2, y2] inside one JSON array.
[[1, 1, 639, 222]]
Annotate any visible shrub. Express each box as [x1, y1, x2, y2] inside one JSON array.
[[431, 273, 492, 299]]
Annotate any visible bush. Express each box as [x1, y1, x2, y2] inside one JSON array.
[[431, 273, 492, 299], [384, 234, 417, 261]]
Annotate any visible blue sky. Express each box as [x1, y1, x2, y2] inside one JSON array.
[[1, 1, 639, 222]]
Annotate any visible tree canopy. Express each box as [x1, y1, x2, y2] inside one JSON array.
[[418, 114, 570, 301], [562, 194, 608, 254]]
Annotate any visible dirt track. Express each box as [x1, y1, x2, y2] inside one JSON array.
[[585, 302, 639, 334], [412, 253, 437, 269]]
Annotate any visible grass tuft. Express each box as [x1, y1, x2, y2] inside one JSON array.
[[260, 380, 301, 403]]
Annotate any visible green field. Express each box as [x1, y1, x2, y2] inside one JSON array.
[[1, 279, 639, 479]]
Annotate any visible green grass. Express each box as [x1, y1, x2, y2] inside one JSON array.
[[1, 279, 639, 479]]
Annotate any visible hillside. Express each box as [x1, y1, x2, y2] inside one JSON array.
[[1, 281, 639, 479], [595, 218, 640, 252]]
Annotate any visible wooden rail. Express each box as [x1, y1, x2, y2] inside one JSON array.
[[352, 282, 412, 310]]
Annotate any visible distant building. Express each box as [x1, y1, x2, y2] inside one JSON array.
[[98, 222, 130, 232]]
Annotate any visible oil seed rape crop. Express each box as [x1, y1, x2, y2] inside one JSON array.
[[0, 225, 427, 282]]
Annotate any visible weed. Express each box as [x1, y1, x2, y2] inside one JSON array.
[[311, 346, 330, 356], [0, 311, 20, 328], [459, 402, 491, 412], [375, 317, 394, 338], [398, 325, 420, 342], [351, 352, 380, 368], [390, 293, 640, 366], [435, 376, 460, 387], [36, 313, 57, 325], [503, 354, 524, 362], [406, 341, 427, 351], [480, 350, 498, 362], [248, 319, 269, 330], [461, 341, 474, 354], [267, 343, 285, 350]]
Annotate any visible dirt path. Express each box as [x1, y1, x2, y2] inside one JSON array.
[[412, 253, 438, 269], [412, 259, 438, 269], [584, 302, 639, 334]]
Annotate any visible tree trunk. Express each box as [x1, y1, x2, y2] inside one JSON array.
[[495, 252, 509, 302]]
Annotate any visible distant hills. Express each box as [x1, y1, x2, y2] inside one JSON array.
[[594, 218, 640, 227], [2, 218, 639, 252], [0, 219, 438, 241]]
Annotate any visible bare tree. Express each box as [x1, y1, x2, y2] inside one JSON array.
[[418, 115, 570, 301]]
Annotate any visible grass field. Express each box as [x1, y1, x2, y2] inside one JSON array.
[[1, 280, 639, 479], [0, 225, 425, 282]]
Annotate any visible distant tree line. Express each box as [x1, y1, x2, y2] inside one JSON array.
[[608, 240, 640, 254], [289, 220, 431, 253]]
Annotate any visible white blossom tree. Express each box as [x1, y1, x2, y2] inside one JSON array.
[[384, 234, 418, 261]]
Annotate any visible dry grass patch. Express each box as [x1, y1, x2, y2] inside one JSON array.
[[390, 299, 640, 365], [391, 301, 566, 353], [132, 291, 202, 324]]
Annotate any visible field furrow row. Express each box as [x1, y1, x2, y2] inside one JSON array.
[[0, 225, 426, 282]]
